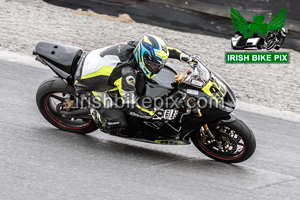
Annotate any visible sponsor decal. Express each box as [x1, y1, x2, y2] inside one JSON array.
[[107, 122, 120, 125], [117, 45, 121, 53], [187, 89, 199, 96], [126, 75, 136, 86]]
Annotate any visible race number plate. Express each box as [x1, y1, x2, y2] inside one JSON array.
[[202, 75, 227, 103]]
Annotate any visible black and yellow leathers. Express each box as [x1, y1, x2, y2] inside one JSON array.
[[74, 41, 186, 126]]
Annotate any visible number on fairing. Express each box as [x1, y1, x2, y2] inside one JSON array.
[[202, 75, 227, 103]]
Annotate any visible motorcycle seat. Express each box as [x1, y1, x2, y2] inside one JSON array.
[[35, 41, 82, 75]]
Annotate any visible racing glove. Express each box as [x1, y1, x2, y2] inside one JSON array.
[[180, 52, 198, 64], [175, 74, 185, 83]]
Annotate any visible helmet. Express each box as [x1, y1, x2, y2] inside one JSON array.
[[281, 27, 288, 37], [133, 35, 169, 78]]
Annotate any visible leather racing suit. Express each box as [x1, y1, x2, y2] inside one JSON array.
[[74, 41, 184, 129]]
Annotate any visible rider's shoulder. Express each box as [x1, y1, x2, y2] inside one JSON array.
[[121, 65, 136, 76]]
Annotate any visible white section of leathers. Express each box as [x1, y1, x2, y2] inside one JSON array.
[[81, 48, 120, 77]]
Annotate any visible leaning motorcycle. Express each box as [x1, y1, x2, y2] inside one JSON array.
[[34, 42, 256, 163]]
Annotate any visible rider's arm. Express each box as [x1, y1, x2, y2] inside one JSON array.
[[167, 47, 182, 60], [168, 46, 199, 83], [167, 46, 191, 62], [115, 70, 178, 121], [114, 67, 155, 119]]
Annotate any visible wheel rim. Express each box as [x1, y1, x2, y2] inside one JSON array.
[[267, 40, 276, 50], [44, 92, 92, 129], [196, 125, 246, 160]]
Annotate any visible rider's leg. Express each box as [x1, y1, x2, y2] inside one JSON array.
[[89, 91, 127, 133]]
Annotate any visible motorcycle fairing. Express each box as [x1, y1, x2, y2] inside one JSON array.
[[202, 74, 227, 103], [142, 64, 177, 98]]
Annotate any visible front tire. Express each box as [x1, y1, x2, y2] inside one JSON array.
[[191, 119, 256, 163], [36, 77, 97, 134]]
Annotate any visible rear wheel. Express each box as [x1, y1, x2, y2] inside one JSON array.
[[191, 119, 256, 163], [36, 77, 97, 134], [267, 40, 276, 50]]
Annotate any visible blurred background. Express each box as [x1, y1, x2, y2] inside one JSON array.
[[44, 0, 300, 52]]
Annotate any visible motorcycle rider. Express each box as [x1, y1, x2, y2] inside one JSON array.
[[74, 34, 194, 133], [265, 27, 288, 50]]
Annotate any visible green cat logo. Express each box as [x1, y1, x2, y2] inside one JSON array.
[[231, 7, 286, 38]]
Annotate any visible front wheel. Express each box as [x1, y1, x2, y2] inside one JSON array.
[[191, 119, 256, 163]]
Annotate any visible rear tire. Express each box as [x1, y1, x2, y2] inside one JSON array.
[[36, 77, 97, 134], [191, 119, 256, 163], [267, 40, 276, 50]]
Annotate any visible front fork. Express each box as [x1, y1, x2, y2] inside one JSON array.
[[197, 108, 216, 142], [203, 124, 216, 142], [199, 112, 238, 149]]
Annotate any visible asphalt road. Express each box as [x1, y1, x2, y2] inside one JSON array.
[[0, 59, 300, 200]]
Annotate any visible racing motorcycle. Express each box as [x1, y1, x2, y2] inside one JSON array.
[[265, 28, 288, 50], [34, 42, 256, 163]]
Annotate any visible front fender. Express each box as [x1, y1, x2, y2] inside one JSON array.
[[212, 113, 237, 125], [182, 113, 238, 138]]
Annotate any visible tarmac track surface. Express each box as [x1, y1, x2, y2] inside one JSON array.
[[0, 60, 300, 199]]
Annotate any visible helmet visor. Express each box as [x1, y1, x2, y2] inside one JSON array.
[[148, 61, 163, 72], [144, 56, 165, 74]]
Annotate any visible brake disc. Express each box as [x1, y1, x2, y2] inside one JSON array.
[[215, 126, 238, 155]]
